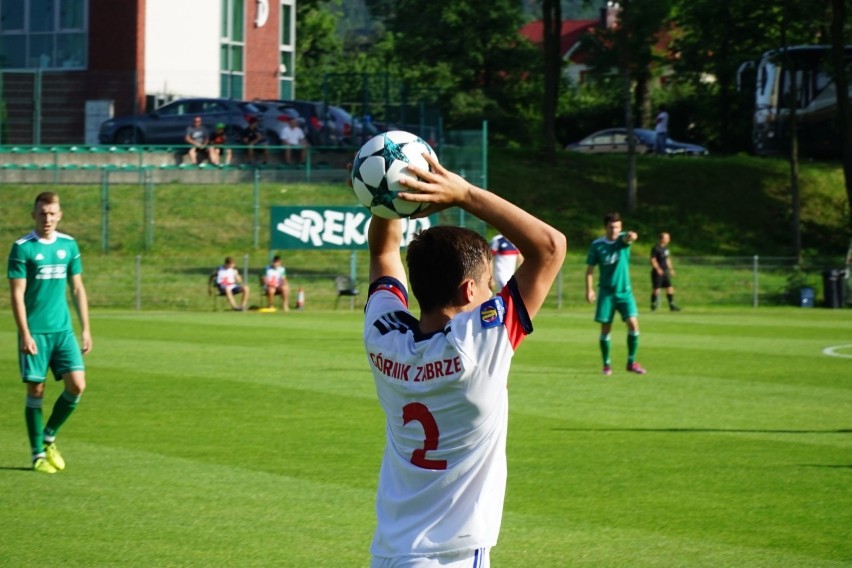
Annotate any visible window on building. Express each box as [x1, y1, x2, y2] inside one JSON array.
[[220, 0, 245, 99], [279, 0, 295, 99], [0, 0, 87, 69]]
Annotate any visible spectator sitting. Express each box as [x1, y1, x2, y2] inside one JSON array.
[[209, 123, 232, 166], [185, 116, 210, 165], [281, 117, 308, 165], [214, 256, 250, 311], [263, 255, 290, 311], [242, 117, 269, 165]]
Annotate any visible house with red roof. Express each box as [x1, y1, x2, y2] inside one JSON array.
[[519, 15, 605, 85]]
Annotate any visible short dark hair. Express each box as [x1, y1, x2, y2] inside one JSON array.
[[406, 226, 491, 313], [272, 255, 281, 262], [603, 211, 622, 225], [34, 191, 59, 209], [224, 256, 234, 264]]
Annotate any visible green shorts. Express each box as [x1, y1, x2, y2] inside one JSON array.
[[19, 330, 85, 383], [594, 290, 638, 324]]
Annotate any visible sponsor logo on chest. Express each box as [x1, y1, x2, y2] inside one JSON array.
[[36, 264, 68, 280]]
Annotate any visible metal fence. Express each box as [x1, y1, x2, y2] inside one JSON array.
[[0, 69, 447, 146], [0, 253, 847, 312], [1, 138, 848, 312]]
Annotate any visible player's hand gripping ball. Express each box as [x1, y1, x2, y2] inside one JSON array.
[[350, 130, 436, 219]]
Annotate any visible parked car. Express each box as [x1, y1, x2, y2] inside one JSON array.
[[252, 101, 304, 144], [258, 100, 360, 146], [98, 98, 263, 145], [565, 128, 709, 156], [324, 105, 356, 145]]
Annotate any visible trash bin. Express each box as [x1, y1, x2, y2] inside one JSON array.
[[822, 269, 847, 308], [799, 287, 815, 308]]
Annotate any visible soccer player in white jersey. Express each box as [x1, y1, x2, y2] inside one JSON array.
[[7, 192, 92, 473], [363, 154, 566, 567], [489, 234, 522, 291]]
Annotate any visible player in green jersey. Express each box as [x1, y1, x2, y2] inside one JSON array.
[[8, 192, 92, 473], [585, 212, 647, 376]]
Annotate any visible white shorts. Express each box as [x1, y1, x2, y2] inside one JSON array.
[[371, 548, 490, 568]]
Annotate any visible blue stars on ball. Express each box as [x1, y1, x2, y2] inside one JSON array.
[[371, 176, 394, 208], [380, 134, 408, 164]]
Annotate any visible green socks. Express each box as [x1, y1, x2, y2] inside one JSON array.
[[25, 396, 44, 458], [26, 390, 81, 458], [44, 390, 81, 439], [599, 334, 611, 366], [627, 331, 639, 364]]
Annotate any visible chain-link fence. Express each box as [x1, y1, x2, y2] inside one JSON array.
[[0, 251, 847, 312]]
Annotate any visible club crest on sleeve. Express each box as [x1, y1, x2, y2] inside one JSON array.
[[480, 296, 506, 329]]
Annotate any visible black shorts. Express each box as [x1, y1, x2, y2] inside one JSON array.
[[651, 270, 672, 289], [218, 284, 245, 294]]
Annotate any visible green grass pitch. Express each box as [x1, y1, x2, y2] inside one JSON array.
[[1, 307, 850, 567]]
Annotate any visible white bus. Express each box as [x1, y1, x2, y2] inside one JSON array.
[[738, 45, 852, 157]]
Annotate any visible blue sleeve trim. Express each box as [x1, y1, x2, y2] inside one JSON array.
[[368, 276, 409, 304], [507, 276, 533, 334]]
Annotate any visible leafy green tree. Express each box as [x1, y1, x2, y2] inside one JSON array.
[[828, 0, 852, 232], [669, 0, 823, 152], [580, 0, 672, 212], [541, 0, 563, 158], [294, 0, 346, 99], [362, 0, 539, 137]]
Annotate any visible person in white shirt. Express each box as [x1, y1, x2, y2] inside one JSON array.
[[362, 153, 566, 568], [262, 255, 290, 311], [654, 105, 669, 155], [489, 234, 522, 292], [281, 117, 308, 165], [213, 256, 249, 311]]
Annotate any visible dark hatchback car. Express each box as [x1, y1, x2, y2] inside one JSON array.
[[98, 98, 262, 145], [565, 128, 709, 156]]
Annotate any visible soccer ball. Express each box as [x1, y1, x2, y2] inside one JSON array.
[[351, 130, 435, 219]]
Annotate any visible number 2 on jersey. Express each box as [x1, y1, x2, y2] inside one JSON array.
[[402, 402, 448, 470]]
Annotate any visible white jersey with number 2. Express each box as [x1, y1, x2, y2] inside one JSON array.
[[364, 276, 531, 560]]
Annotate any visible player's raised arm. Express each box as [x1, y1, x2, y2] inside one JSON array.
[[368, 217, 407, 288], [400, 155, 566, 318]]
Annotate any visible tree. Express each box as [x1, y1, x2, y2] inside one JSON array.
[[669, 0, 828, 153], [829, 0, 852, 232], [294, 0, 346, 99], [541, 0, 563, 159], [580, 0, 672, 212], [362, 0, 537, 135], [780, 1, 803, 263]]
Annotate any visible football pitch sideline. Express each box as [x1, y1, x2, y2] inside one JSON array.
[[0, 307, 850, 567]]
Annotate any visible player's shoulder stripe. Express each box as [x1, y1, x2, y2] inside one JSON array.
[[55, 232, 76, 241], [373, 310, 417, 335], [373, 310, 449, 341], [14, 231, 38, 245]]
